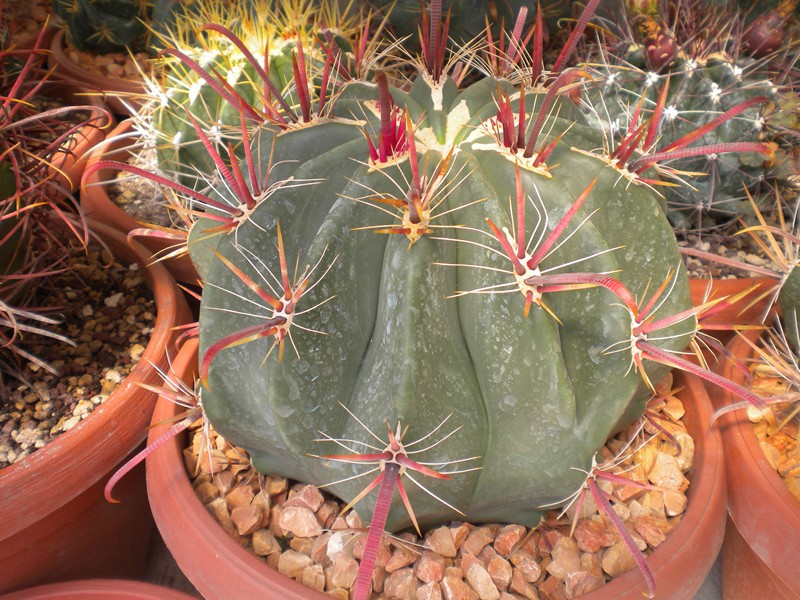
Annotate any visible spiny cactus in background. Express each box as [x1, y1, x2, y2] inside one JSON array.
[[51, 0, 154, 53], [580, 0, 792, 230], [138, 0, 380, 191]]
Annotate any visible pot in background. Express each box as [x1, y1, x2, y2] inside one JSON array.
[[81, 119, 198, 285], [710, 330, 800, 600], [0, 221, 192, 595], [48, 29, 147, 116]]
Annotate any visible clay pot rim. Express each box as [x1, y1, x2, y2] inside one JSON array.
[[713, 330, 800, 593], [80, 119, 199, 285], [49, 28, 148, 92], [0, 578, 197, 600], [35, 80, 115, 192], [148, 338, 725, 600], [0, 220, 190, 538]]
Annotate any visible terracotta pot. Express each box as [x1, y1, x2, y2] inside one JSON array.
[[48, 29, 147, 116], [0, 221, 192, 595], [710, 331, 800, 599], [0, 579, 197, 600], [81, 119, 198, 285], [40, 81, 114, 193], [147, 339, 725, 600]]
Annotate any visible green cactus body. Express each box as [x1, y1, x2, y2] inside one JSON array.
[[584, 51, 776, 227], [51, 0, 153, 53], [780, 267, 800, 353], [190, 72, 694, 531]]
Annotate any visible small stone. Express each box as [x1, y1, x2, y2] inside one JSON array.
[[509, 568, 539, 600], [573, 519, 613, 553], [487, 556, 512, 591], [545, 537, 581, 580], [212, 470, 235, 496], [284, 484, 325, 512], [104, 369, 122, 383], [279, 506, 323, 538], [415, 551, 447, 583], [564, 571, 605, 598], [225, 485, 255, 511], [494, 524, 526, 557], [515, 559, 541, 583], [663, 397, 685, 421], [277, 550, 312, 580], [387, 543, 421, 573], [316, 499, 339, 528], [633, 514, 668, 548], [648, 453, 686, 490], [231, 505, 262, 536], [265, 475, 288, 495], [427, 526, 458, 558], [539, 575, 567, 600], [441, 575, 474, 600], [601, 541, 637, 578], [673, 431, 695, 470], [417, 581, 444, 600], [329, 555, 358, 589], [104, 292, 123, 307], [129, 343, 145, 361], [463, 526, 496, 556], [252, 529, 281, 556], [195, 482, 219, 504], [301, 564, 326, 592], [466, 563, 500, 600], [663, 490, 688, 516], [82, 305, 93, 317], [451, 524, 473, 550], [385, 568, 419, 600]]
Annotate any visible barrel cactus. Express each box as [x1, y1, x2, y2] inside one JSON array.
[[89, 2, 780, 596], [95, 0, 777, 533], [580, 3, 786, 229], [187, 0, 705, 533], [141, 0, 369, 189], [51, 0, 155, 53]]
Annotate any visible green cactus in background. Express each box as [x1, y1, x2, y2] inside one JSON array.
[[585, 2, 797, 229], [140, 0, 372, 190], [51, 0, 154, 53]]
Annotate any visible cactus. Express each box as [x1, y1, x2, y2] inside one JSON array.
[[89, 3, 783, 596], [90, 0, 779, 533], [51, 0, 153, 53], [168, 1, 710, 534], [580, 3, 785, 229], [0, 30, 101, 383], [141, 0, 371, 190]]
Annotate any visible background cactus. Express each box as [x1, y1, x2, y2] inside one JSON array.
[[51, 0, 154, 53], [580, 3, 784, 229], [141, 0, 369, 190]]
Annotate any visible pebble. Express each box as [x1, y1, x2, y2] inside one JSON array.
[[466, 563, 500, 600], [279, 506, 323, 538], [385, 567, 419, 600], [601, 542, 637, 578], [277, 550, 313, 580]]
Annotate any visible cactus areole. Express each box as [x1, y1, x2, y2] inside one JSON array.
[[191, 62, 694, 530]]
